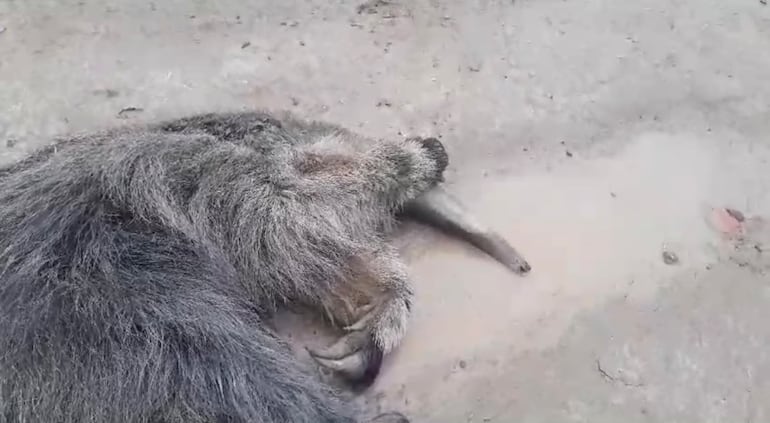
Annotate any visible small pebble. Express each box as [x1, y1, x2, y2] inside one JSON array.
[[565, 150, 573, 157], [241, 41, 251, 49], [458, 360, 467, 369], [662, 251, 679, 265], [0, 26, 6, 34]]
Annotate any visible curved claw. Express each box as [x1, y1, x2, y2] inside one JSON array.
[[354, 303, 376, 316], [306, 304, 387, 388], [309, 345, 383, 389], [310, 353, 366, 379], [305, 330, 370, 360], [343, 306, 378, 332]]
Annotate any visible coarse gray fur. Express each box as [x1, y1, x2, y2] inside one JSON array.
[[0, 110, 529, 423], [0, 110, 444, 423]]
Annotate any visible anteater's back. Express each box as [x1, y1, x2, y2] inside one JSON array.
[[0, 123, 363, 422]]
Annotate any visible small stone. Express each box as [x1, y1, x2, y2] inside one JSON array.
[[5, 138, 17, 148], [0, 26, 6, 34], [241, 41, 251, 49], [565, 150, 573, 157], [662, 251, 679, 265], [458, 360, 467, 369]]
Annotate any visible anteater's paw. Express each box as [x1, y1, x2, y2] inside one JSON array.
[[307, 298, 409, 390], [307, 328, 383, 390]]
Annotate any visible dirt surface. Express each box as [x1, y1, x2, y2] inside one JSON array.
[[2, 1, 770, 422]]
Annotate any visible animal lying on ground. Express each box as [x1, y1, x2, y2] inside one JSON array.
[[0, 110, 530, 423]]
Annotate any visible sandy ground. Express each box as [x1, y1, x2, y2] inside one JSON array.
[[2, 0, 770, 422]]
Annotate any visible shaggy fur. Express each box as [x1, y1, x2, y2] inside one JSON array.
[[0, 111, 448, 423]]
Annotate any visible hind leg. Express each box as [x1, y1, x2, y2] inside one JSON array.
[[307, 244, 413, 389]]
